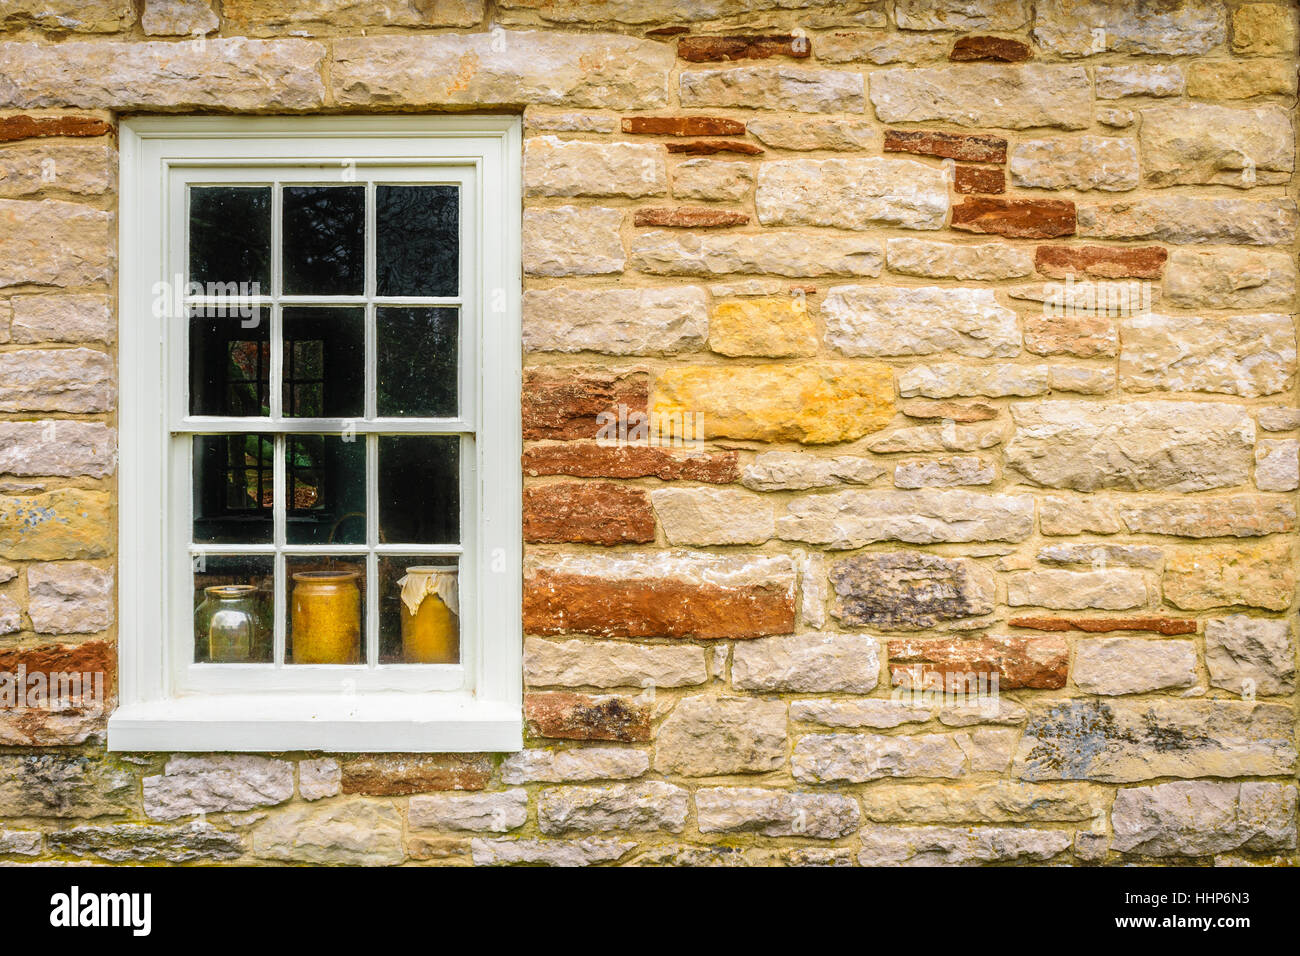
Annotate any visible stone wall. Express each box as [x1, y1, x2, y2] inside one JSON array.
[[0, 0, 1297, 866]]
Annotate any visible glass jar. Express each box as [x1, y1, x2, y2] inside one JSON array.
[[196, 585, 263, 663], [396, 566, 459, 663], [291, 570, 362, 664]]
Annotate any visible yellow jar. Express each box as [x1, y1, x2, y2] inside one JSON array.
[[291, 570, 361, 664], [397, 566, 459, 663]]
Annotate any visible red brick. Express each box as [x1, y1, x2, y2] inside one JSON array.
[[1035, 245, 1168, 280], [525, 691, 652, 742], [950, 36, 1033, 62], [884, 129, 1007, 163], [523, 482, 656, 545], [889, 636, 1069, 690], [622, 116, 745, 136], [0, 640, 114, 678], [340, 754, 491, 795], [0, 115, 113, 143], [1009, 616, 1198, 636], [678, 34, 810, 62], [664, 139, 763, 155], [0, 641, 114, 746], [522, 368, 648, 441], [954, 165, 1005, 194], [633, 207, 749, 227], [522, 442, 739, 482], [951, 197, 1076, 239]]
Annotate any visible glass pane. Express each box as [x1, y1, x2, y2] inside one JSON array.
[[285, 435, 366, 545], [282, 308, 365, 418], [189, 309, 270, 417], [286, 556, 366, 665], [378, 436, 459, 544], [378, 555, 459, 664], [193, 554, 273, 663], [189, 186, 271, 290], [377, 185, 458, 297], [193, 435, 274, 544], [377, 307, 458, 417], [282, 185, 365, 295]]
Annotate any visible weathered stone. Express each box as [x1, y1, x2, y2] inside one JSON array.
[[633, 206, 749, 227], [0, 594, 18, 635], [502, 747, 648, 785], [1165, 248, 1296, 310], [950, 166, 1004, 198], [938, 699, 1028, 727], [1049, 365, 1115, 395], [1037, 543, 1163, 568], [26, 562, 113, 634], [1186, 59, 1297, 99], [525, 637, 707, 689], [1165, 541, 1294, 611], [10, 295, 114, 344], [709, 296, 816, 357], [0, 199, 112, 289], [858, 825, 1071, 866], [829, 551, 994, 630], [671, 158, 754, 201], [631, 229, 883, 277], [823, 285, 1019, 358], [297, 759, 339, 801], [0, 348, 114, 413], [0, 830, 41, 856], [0, 755, 133, 819], [333, 31, 670, 109], [950, 35, 1032, 61], [732, 632, 880, 693], [623, 116, 744, 136], [791, 698, 932, 729], [680, 66, 864, 112], [742, 451, 883, 491], [867, 421, 1005, 453], [756, 158, 947, 231], [793, 732, 973, 783], [1072, 638, 1197, 695], [522, 367, 647, 441], [49, 821, 241, 864], [225, 0, 482, 31], [816, 31, 950, 65], [0, 143, 115, 199], [951, 197, 1076, 239], [870, 64, 1090, 129], [0, 489, 112, 560], [1010, 616, 1196, 636], [653, 363, 894, 444], [696, 788, 859, 839], [886, 238, 1033, 281], [678, 34, 809, 61], [538, 782, 687, 834], [252, 800, 404, 865], [883, 129, 1006, 162], [1077, 196, 1297, 245], [522, 206, 624, 276], [0, 1, 133, 32], [1010, 136, 1138, 191], [0, 640, 113, 745], [894, 0, 1029, 30], [1006, 401, 1254, 492], [1035, 245, 1166, 280], [1095, 64, 1185, 98], [1112, 782, 1297, 857], [1141, 104, 1292, 188], [524, 550, 795, 640], [1205, 615, 1296, 697], [470, 836, 633, 866], [863, 783, 1093, 823], [890, 635, 1069, 690], [0, 115, 113, 142], [523, 482, 655, 545], [1033, 0, 1225, 55], [142, 0, 219, 35], [1120, 312, 1297, 398], [341, 754, 491, 795], [409, 791, 527, 833], [1119, 496, 1295, 538], [654, 696, 787, 776], [1233, 3, 1297, 55], [746, 117, 878, 151], [143, 755, 294, 820], [783, 490, 1033, 550], [0, 421, 115, 478], [1256, 438, 1299, 492], [894, 456, 996, 488], [1014, 698, 1297, 782], [899, 399, 998, 422], [1007, 569, 1147, 610], [1024, 314, 1117, 358], [651, 488, 774, 546], [900, 363, 1048, 399], [1259, 408, 1300, 432], [525, 691, 651, 742], [524, 136, 665, 197], [522, 442, 739, 483]]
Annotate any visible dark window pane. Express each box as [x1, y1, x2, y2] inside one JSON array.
[[189, 309, 270, 417], [378, 555, 459, 664], [193, 554, 273, 663], [379, 436, 459, 544], [285, 434, 367, 545], [282, 308, 365, 418], [193, 435, 274, 543], [377, 185, 458, 297], [377, 307, 458, 417], [282, 185, 365, 295], [286, 556, 366, 665], [189, 186, 271, 290]]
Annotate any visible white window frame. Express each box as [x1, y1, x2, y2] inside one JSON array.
[[109, 115, 522, 753]]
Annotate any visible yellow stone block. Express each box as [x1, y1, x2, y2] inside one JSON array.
[[1186, 60, 1296, 98], [1164, 541, 1295, 612], [0, 488, 112, 560], [709, 296, 818, 358], [653, 362, 895, 445], [1232, 3, 1298, 54]]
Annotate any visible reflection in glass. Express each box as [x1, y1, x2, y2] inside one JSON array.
[[193, 435, 274, 544], [193, 554, 273, 663], [377, 185, 459, 297], [189, 310, 270, 418], [189, 186, 271, 289], [379, 436, 459, 544], [282, 185, 365, 295], [379, 556, 459, 664], [285, 435, 366, 545], [282, 308, 365, 418], [377, 308, 458, 417], [286, 556, 365, 665]]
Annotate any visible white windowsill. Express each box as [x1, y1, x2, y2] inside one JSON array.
[[107, 694, 521, 753]]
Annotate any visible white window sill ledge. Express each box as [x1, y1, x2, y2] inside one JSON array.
[[107, 694, 521, 753]]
